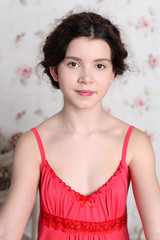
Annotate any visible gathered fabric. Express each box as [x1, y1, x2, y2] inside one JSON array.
[[31, 126, 134, 240], [41, 210, 126, 234]]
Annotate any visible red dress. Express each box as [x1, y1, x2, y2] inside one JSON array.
[[31, 126, 134, 240]]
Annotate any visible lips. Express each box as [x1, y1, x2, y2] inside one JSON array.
[[76, 90, 95, 96]]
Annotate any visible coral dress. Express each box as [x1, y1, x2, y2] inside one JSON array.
[[31, 126, 134, 240]]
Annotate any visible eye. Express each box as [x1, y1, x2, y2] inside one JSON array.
[[96, 64, 106, 69], [68, 62, 79, 68]]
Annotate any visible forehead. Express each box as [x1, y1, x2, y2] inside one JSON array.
[[65, 37, 111, 59]]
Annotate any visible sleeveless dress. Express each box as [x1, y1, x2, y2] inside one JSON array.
[[31, 126, 134, 240]]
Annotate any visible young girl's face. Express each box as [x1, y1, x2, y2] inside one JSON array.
[[50, 37, 115, 110]]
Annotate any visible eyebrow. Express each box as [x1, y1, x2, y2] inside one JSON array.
[[64, 56, 111, 62]]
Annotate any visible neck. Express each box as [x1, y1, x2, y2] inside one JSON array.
[[59, 103, 108, 135]]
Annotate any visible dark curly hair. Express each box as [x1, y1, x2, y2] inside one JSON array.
[[39, 11, 129, 89]]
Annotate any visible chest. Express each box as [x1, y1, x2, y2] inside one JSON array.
[[44, 134, 124, 196]]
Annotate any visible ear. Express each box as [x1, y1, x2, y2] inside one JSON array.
[[49, 66, 59, 82]]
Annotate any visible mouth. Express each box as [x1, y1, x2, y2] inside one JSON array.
[[75, 90, 95, 96]]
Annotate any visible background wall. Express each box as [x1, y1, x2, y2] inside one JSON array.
[[0, 0, 160, 239]]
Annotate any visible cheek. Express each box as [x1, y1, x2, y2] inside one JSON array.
[[106, 70, 115, 83], [99, 71, 114, 84], [59, 69, 76, 84], [58, 79, 68, 92], [58, 74, 73, 93]]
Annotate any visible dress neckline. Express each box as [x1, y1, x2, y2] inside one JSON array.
[[41, 157, 128, 200], [31, 126, 134, 202]]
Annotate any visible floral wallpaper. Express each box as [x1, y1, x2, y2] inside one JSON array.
[[0, 0, 160, 239]]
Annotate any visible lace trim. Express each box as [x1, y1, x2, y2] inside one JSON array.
[[42, 158, 127, 201], [41, 211, 127, 234]]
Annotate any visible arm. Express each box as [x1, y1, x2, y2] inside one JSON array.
[[0, 131, 41, 240], [129, 129, 160, 240]]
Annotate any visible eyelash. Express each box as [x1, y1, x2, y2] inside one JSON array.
[[96, 64, 106, 69], [67, 62, 106, 69], [68, 62, 79, 68]]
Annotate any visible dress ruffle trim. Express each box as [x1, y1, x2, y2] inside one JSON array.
[[42, 158, 127, 202], [41, 210, 127, 234]]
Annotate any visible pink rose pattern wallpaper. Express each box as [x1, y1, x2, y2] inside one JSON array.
[[0, 0, 160, 239]]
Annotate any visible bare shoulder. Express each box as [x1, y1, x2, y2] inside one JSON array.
[[130, 126, 151, 143], [34, 112, 62, 142], [127, 126, 158, 194], [102, 112, 130, 134], [36, 112, 58, 129], [14, 129, 42, 166], [128, 127, 155, 166], [104, 114, 155, 166]]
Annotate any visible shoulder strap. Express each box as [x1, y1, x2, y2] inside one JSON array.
[[121, 126, 135, 162], [31, 128, 46, 161]]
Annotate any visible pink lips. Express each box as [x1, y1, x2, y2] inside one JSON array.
[[76, 90, 95, 96]]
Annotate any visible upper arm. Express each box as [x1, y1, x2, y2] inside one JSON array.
[[129, 128, 160, 240], [0, 130, 41, 240]]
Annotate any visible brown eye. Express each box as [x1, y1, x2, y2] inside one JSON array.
[[96, 64, 105, 69], [68, 62, 79, 67]]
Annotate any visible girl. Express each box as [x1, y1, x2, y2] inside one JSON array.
[[0, 11, 160, 240]]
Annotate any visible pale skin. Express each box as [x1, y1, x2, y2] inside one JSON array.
[[0, 37, 160, 240]]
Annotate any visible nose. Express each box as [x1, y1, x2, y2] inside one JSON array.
[[78, 67, 93, 84]]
